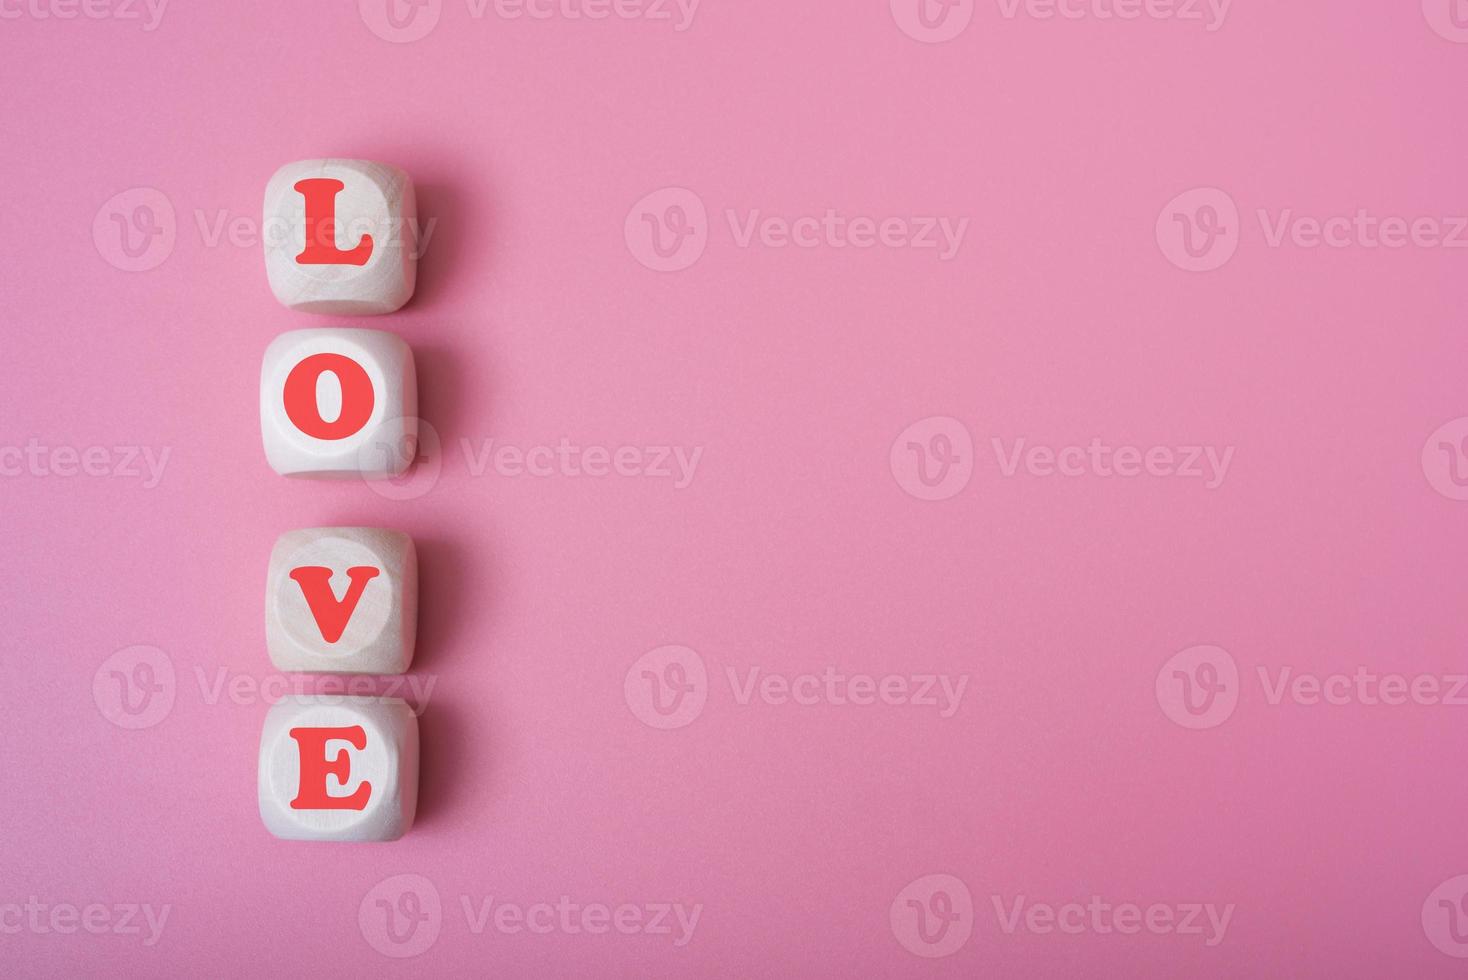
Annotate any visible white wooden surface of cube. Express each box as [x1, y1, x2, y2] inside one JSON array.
[[263, 159, 417, 315], [266, 527, 417, 675], [260, 327, 417, 479], [258, 695, 419, 842]]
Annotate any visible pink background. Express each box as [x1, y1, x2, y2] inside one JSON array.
[[3, 0, 1468, 976]]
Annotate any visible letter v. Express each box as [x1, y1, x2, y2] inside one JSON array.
[[289, 566, 380, 643]]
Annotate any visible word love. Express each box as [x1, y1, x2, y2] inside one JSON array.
[[255, 159, 430, 843]]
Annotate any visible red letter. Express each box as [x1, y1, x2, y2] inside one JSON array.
[[289, 726, 372, 810], [289, 566, 381, 643], [294, 178, 373, 266], [282, 352, 375, 440]]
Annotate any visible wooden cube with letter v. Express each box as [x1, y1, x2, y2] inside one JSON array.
[[266, 526, 416, 675], [259, 695, 418, 842]]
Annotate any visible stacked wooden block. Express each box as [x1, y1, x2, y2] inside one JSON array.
[[255, 160, 423, 842]]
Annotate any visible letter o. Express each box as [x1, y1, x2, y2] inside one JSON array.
[[283, 353, 375, 440]]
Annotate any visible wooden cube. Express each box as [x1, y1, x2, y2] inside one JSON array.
[[263, 159, 417, 315], [266, 527, 416, 675], [260, 327, 416, 478], [258, 695, 419, 842]]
